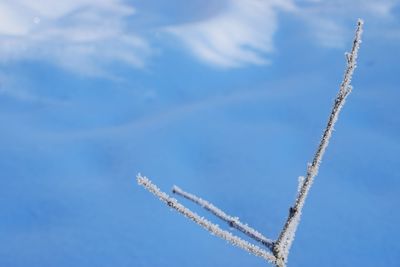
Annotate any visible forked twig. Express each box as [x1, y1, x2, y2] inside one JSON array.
[[137, 19, 363, 267], [137, 175, 277, 264]]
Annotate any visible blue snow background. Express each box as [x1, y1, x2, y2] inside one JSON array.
[[1, 1, 399, 266]]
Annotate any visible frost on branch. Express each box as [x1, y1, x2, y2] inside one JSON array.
[[172, 185, 274, 249], [273, 19, 363, 265], [136, 19, 364, 267], [137, 174, 277, 264]]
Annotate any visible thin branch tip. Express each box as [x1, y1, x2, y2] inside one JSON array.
[[137, 176, 277, 264], [172, 184, 274, 249], [172, 185, 180, 194], [136, 173, 144, 183]]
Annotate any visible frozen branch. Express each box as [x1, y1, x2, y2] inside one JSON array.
[[172, 185, 274, 249], [273, 19, 364, 265], [137, 19, 364, 267], [137, 174, 277, 264]]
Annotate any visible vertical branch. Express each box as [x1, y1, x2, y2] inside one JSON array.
[[273, 19, 364, 264], [137, 19, 364, 267]]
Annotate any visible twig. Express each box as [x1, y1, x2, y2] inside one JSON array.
[[273, 19, 364, 265], [172, 185, 274, 249], [137, 174, 277, 264], [137, 19, 363, 267]]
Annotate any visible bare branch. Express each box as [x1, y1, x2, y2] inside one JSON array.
[[137, 19, 364, 267], [172, 185, 274, 250], [273, 19, 364, 264], [137, 174, 277, 264]]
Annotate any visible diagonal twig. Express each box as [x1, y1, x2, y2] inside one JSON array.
[[137, 19, 364, 267], [273, 19, 364, 266], [137, 174, 277, 264], [172, 185, 274, 250]]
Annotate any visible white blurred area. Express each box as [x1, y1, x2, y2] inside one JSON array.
[[0, 0, 150, 75]]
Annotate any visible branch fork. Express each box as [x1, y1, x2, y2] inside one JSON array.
[[137, 19, 363, 267]]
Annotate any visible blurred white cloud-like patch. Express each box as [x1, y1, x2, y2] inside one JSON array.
[[0, 0, 399, 73], [165, 0, 295, 68], [165, 0, 399, 65], [296, 0, 400, 47], [0, 0, 151, 75]]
